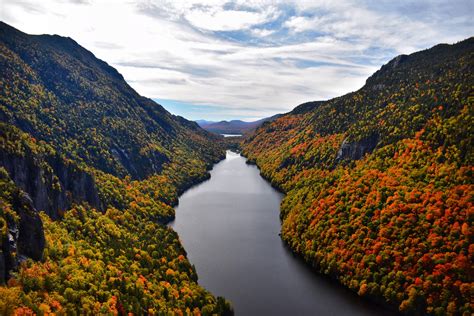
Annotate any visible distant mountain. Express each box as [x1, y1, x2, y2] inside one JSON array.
[[197, 115, 281, 135], [195, 119, 215, 126], [243, 38, 473, 315]]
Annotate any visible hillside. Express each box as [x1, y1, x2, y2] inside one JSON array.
[[0, 21, 224, 179], [197, 115, 281, 135], [242, 38, 473, 315], [0, 22, 231, 314]]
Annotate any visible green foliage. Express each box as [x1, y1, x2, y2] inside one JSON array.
[[0, 22, 224, 179], [0, 22, 231, 314], [11, 204, 233, 315], [242, 38, 473, 315]]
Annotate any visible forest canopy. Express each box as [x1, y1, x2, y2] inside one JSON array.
[[242, 37, 473, 315]]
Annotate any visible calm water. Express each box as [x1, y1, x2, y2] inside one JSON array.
[[171, 151, 394, 315], [221, 134, 243, 137]]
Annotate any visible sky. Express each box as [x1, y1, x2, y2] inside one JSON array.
[[0, 1, 472, 121]]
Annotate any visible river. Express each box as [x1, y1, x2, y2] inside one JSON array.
[[171, 151, 394, 315]]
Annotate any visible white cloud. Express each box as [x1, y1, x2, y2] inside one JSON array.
[[250, 28, 275, 37], [284, 0, 473, 54], [185, 6, 278, 31], [0, 0, 472, 120]]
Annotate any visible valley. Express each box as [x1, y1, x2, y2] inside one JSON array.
[[0, 17, 472, 316], [172, 151, 395, 315]]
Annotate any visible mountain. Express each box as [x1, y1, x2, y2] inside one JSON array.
[[197, 114, 281, 135], [0, 22, 231, 314], [195, 119, 215, 126], [242, 38, 473, 315], [0, 21, 224, 179]]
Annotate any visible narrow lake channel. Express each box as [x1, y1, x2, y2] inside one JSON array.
[[171, 151, 394, 315]]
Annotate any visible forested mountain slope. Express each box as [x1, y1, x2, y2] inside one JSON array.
[[0, 21, 224, 179], [242, 38, 473, 315], [0, 22, 231, 314]]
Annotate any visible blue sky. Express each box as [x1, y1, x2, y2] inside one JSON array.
[[1, 0, 473, 121]]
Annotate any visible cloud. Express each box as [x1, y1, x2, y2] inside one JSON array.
[[250, 28, 275, 37], [93, 41, 123, 50], [184, 5, 279, 31], [284, 1, 473, 54], [0, 0, 472, 120]]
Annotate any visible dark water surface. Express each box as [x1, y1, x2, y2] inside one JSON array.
[[171, 151, 393, 315], [221, 134, 242, 137]]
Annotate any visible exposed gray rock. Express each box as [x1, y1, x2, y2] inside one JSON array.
[[336, 133, 379, 162], [0, 145, 104, 282], [0, 151, 102, 219], [0, 250, 5, 284], [371, 83, 386, 91], [0, 190, 45, 283], [111, 147, 138, 177], [1, 229, 14, 283], [390, 54, 408, 68], [14, 192, 45, 262]]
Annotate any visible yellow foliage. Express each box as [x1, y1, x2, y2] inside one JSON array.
[[0, 286, 21, 315]]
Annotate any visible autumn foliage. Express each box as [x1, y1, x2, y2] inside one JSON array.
[[243, 38, 473, 315], [0, 23, 231, 314]]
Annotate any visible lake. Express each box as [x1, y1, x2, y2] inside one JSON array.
[[221, 134, 243, 137], [171, 151, 395, 315]]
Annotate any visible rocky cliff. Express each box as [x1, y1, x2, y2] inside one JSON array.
[[335, 133, 379, 162], [0, 168, 45, 283], [0, 151, 101, 220], [0, 124, 102, 283]]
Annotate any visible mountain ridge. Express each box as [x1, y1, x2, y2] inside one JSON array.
[[0, 21, 224, 179], [197, 114, 281, 135], [243, 37, 473, 315], [0, 22, 231, 314]]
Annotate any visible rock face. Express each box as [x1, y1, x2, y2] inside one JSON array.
[[0, 250, 5, 283], [0, 151, 102, 219], [0, 148, 100, 283], [13, 192, 45, 261], [336, 133, 379, 162], [1, 189, 45, 283], [366, 54, 408, 85]]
